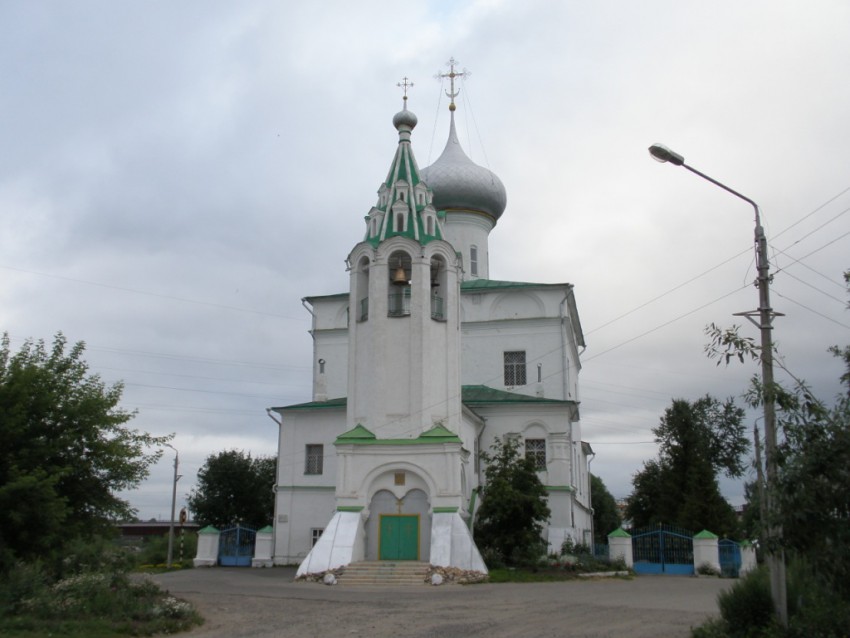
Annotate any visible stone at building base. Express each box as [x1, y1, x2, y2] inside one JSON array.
[[429, 512, 488, 574], [426, 564, 488, 584], [296, 511, 364, 578]]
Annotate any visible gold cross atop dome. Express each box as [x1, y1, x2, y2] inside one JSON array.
[[438, 57, 469, 112], [397, 76, 414, 105]]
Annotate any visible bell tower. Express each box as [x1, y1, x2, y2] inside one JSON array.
[[346, 87, 462, 440]]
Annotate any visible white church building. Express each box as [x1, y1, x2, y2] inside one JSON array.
[[270, 73, 591, 576]]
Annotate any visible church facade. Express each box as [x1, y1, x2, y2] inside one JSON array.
[[270, 79, 590, 576]]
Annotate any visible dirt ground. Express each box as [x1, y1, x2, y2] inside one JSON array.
[[151, 567, 732, 638]]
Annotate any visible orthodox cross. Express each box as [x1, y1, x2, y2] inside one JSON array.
[[397, 76, 414, 105], [438, 57, 469, 111], [395, 498, 404, 514]]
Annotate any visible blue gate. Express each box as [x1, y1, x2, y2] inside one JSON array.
[[218, 524, 256, 567], [631, 524, 694, 575], [718, 539, 742, 577]]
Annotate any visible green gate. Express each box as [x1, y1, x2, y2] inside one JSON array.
[[379, 515, 419, 560]]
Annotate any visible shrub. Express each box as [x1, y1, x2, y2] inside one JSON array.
[[784, 558, 850, 638], [716, 567, 776, 637], [697, 562, 720, 576], [136, 531, 197, 568]]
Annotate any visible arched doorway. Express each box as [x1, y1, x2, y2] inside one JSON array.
[[366, 488, 430, 561]]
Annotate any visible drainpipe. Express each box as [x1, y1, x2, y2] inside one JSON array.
[[267, 408, 282, 563], [559, 294, 571, 401], [587, 449, 596, 547]]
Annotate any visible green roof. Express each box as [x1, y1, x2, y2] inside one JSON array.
[[275, 387, 570, 413], [461, 279, 572, 291], [273, 397, 347, 411], [461, 385, 570, 405], [335, 423, 375, 442], [335, 422, 461, 446], [695, 529, 719, 539], [608, 528, 631, 538]]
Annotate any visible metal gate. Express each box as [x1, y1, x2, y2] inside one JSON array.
[[218, 524, 256, 567], [718, 539, 742, 577], [631, 524, 694, 575]]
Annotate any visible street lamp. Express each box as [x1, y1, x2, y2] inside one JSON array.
[[163, 443, 182, 569], [648, 143, 787, 625]]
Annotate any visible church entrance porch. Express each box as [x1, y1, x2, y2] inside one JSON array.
[[379, 514, 420, 560]]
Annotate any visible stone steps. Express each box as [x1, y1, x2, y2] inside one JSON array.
[[339, 560, 429, 586]]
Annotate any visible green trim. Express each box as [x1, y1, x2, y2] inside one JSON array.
[[336, 424, 376, 442], [257, 525, 274, 533], [432, 507, 459, 513], [608, 527, 631, 539], [461, 278, 572, 291], [335, 423, 461, 446], [198, 525, 219, 534], [337, 506, 365, 512], [461, 385, 571, 405], [303, 292, 349, 302], [273, 397, 346, 411], [276, 485, 335, 492], [694, 529, 719, 539], [419, 424, 457, 439], [545, 485, 576, 493]]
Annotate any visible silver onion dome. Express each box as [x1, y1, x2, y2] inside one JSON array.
[[392, 106, 418, 131], [420, 116, 506, 221]]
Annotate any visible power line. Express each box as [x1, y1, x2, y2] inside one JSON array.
[[0, 264, 306, 322]]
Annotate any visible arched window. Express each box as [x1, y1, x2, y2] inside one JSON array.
[[388, 251, 411, 317], [429, 255, 447, 320], [470, 245, 479, 277], [355, 257, 370, 321]]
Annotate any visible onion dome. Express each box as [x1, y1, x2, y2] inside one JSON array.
[[392, 106, 418, 131], [420, 113, 507, 222]]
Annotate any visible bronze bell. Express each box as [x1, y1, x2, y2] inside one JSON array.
[[392, 264, 408, 286]]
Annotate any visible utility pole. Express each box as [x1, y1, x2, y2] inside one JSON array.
[[648, 143, 787, 626], [164, 443, 181, 569]]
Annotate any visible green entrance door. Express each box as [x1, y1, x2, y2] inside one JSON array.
[[379, 515, 419, 560]]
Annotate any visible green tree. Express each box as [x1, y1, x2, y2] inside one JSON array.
[[707, 271, 850, 598], [473, 437, 551, 567], [0, 332, 167, 572], [626, 396, 746, 536], [187, 450, 276, 528], [590, 474, 621, 543]]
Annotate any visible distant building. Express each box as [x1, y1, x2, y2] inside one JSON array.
[[115, 520, 199, 541]]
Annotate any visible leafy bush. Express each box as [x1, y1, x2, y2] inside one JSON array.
[[783, 559, 850, 638], [692, 559, 850, 637], [716, 567, 776, 637], [136, 531, 197, 568], [697, 562, 720, 576], [0, 538, 201, 635], [560, 537, 591, 556]]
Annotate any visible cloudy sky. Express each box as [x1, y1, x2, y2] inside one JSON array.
[[2, 1, 848, 521]]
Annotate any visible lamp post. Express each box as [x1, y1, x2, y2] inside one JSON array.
[[163, 443, 182, 569], [648, 143, 787, 625]]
